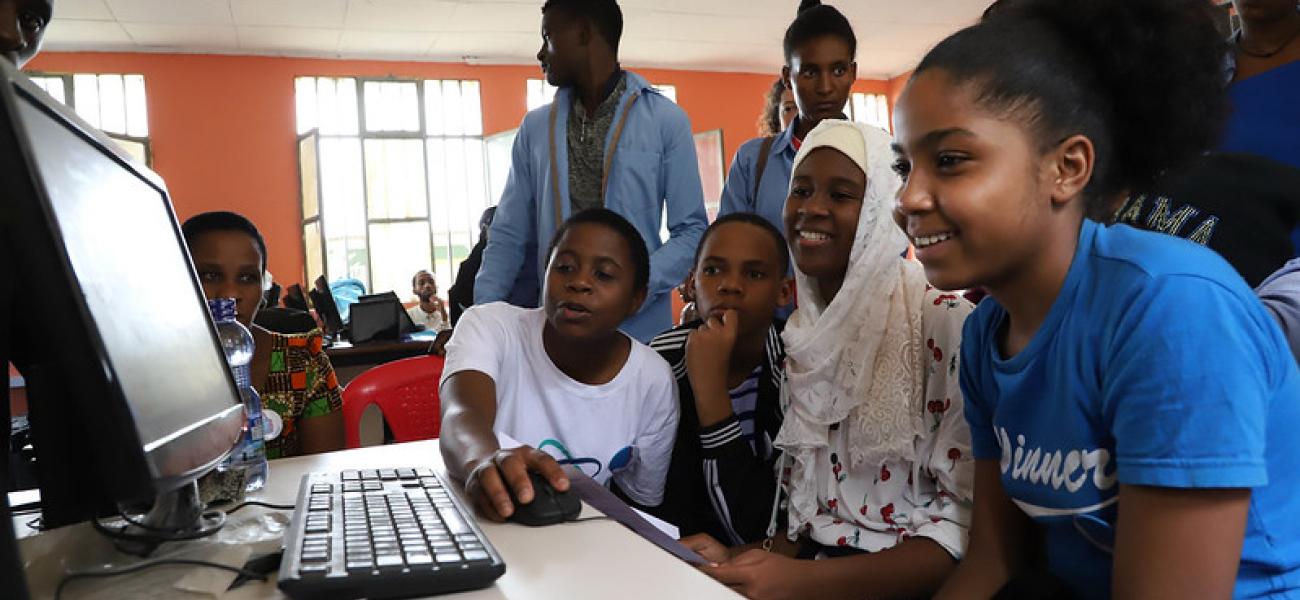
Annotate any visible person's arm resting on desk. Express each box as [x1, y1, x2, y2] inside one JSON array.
[[474, 125, 537, 305], [438, 307, 568, 520]]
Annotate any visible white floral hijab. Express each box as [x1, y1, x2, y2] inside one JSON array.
[[775, 120, 932, 536]]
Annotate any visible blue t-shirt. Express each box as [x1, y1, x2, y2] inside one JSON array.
[[961, 220, 1300, 600]]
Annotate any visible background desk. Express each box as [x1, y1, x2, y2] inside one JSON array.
[[19, 440, 741, 600], [326, 339, 433, 387]]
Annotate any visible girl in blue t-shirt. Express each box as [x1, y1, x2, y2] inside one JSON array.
[[890, 1, 1300, 598]]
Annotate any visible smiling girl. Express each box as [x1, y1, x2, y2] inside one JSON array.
[[888, 1, 1300, 598]]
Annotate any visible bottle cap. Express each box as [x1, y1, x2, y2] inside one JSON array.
[[208, 298, 238, 323]]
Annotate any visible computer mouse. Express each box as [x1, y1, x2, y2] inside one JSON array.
[[507, 470, 581, 526]]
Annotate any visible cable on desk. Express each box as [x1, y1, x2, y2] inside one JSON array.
[[225, 500, 295, 513], [567, 515, 614, 524], [55, 558, 265, 600], [90, 510, 225, 544]]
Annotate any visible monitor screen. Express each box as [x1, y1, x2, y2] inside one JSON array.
[[2, 67, 242, 519]]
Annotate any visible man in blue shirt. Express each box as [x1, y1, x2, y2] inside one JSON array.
[[474, 0, 707, 343]]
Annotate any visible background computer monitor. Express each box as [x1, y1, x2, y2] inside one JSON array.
[[0, 62, 244, 529], [310, 276, 344, 339]]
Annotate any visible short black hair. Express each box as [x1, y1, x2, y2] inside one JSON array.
[[546, 208, 649, 292], [411, 269, 433, 289], [916, 0, 1228, 210], [542, 0, 624, 51], [783, 1, 857, 64], [694, 213, 791, 275], [181, 211, 268, 273]]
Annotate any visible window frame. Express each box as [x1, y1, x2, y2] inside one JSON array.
[[26, 71, 153, 166]]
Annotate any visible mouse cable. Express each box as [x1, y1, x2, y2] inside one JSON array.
[[224, 500, 296, 513], [55, 558, 265, 600], [566, 515, 614, 524]]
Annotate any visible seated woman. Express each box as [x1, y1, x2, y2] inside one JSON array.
[[181, 211, 344, 458], [687, 120, 974, 600]]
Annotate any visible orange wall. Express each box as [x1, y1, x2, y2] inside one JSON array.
[[24, 51, 889, 285]]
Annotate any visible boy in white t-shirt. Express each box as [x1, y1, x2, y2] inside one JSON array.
[[439, 209, 679, 519]]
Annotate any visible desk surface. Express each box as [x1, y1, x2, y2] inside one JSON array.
[[21, 440, 740, 600]]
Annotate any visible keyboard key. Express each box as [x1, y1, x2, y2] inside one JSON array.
[[363, 482, 382, 492], [435, 552, 463, 565], [341, 470, 360, 481], [376, 555, 404, 570], [455, 534, 479, 544], [360, 470, 379, 480], [311, 483, 332, 494], [379, 469, 398, 480], [305, 522, 330, 534], [301, 551, 329, 562], [346, 560, 374, 572], [343, 482, 362, 493], [415, 468, 435, 477], [437, 507, 472, 535], [397, 468, 417, 479], [405, 552, 434, 565], [299, 563, 330, 575], [463, 550, 491, 562]]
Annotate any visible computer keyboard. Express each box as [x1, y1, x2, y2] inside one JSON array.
[[277, 467, 505, 599]]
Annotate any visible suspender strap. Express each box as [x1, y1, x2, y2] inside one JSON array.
[[548, 101, 564, 232], [752, 136, 776, 201], [601, 91, 640, 205]]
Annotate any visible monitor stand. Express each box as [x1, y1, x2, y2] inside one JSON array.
[[114, 480, 226, 557]]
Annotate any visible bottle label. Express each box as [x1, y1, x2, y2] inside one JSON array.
[[263, 408, 283, 441]]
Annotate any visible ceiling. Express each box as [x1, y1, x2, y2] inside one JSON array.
[[44, 0, 989, 79]]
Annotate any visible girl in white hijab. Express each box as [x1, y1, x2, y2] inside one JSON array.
[[697, 120, 975, 600]]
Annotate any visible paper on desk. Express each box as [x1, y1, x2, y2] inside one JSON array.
[[632, 507, 679, 540], [565, 471, 709, 566]]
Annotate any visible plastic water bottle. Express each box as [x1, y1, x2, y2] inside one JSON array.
[[208, 298, 268, 492]]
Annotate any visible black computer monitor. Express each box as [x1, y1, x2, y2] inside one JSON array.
[[351, 291, 420, 343], [310, 275, 344, 339], [0, 62, 244, 531]]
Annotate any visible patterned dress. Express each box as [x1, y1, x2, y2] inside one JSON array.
[[800, 289, 974, 559], [259, 329, 343, 459]]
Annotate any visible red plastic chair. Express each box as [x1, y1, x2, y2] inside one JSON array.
[[342, 354, 444, 448]]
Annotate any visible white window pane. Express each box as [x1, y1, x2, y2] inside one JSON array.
[[319, 138, 368, 284], [317, 78, 339, 135], [364, 139, 428, 220], [112, 137, 147, 164], [426, 139, 448, 231], [464, 137, 488, 229], [655, 84, 677, 103], [98, 74, 127, 135], [443, 138, 469, 229], [363, 81, 418, 132], [336, 78, 359, 135], [444, 230, 471, 297], [73, 73, 100, 129], [124, 75, 148, 137], [31, 77, 65, 104], [461, 81, 482, 136], [424, 81, 445, 136], [368, 221, 432, 298], [401, 82, 420, 132], [876, 95, 890, 132], [304, 221, 324, 287], [296, 77, 318, 134], [431, 232, 452, 302], [441, 80, 463, 136], [526, 78, 557, 111], [299, 135, 319, 220], [362, 81, 382, 132]]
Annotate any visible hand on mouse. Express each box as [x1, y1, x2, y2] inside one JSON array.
[[465, 446, 569, 521]]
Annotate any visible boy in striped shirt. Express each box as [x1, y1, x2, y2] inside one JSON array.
[[645, 213, 792, 545]]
